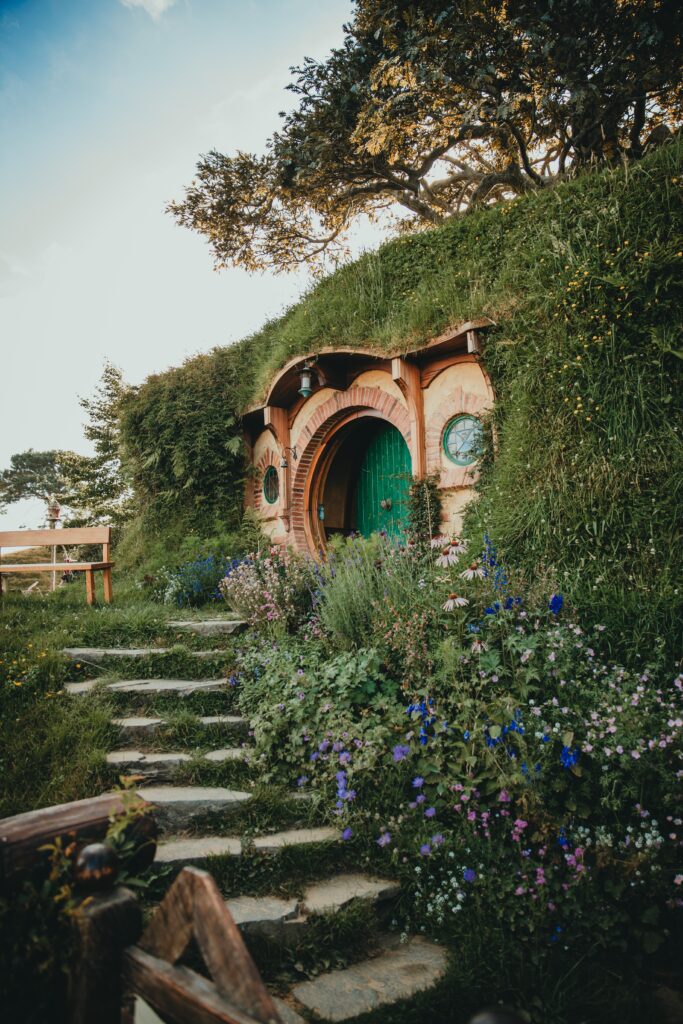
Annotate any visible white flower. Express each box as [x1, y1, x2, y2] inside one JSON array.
[[442, 593, 469, 611], [460, 562, 485, 580], [448, 537, 467, 555], [430, 535, 448, 549], [436, 546, 459, 567]]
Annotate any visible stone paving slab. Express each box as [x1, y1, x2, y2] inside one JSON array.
[[155, 835, 242, 863], [154, 826, 339, 865], [301, 874, 400, 916], [135, 785, 251, 831], [290, 936, 447, 1021], [107, 749, 191, 769], [203, 747, 246, 762], [272, 997, 306, 1024], [251, 827, 338, 853], [168, 619, 247, 636], [106, 678, 227, 695], [62, 647, 225, 662], [226, 894, 299, 930], [67, 678, 227, 697]]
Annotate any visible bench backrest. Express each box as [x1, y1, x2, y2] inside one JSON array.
[[0, 527, 111, 549]]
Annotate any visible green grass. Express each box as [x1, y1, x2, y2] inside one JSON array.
[[119, 141, 683, 661], [0, 581, 237, 816]]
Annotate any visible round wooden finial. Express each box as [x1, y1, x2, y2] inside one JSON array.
[[74, 842, 119, 891]]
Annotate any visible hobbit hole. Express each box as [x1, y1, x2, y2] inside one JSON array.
[[243, 320, 494, 553]]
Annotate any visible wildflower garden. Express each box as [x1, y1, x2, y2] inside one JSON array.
[[1, 143, 682, 1022]]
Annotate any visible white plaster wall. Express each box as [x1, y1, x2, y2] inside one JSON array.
[[252, 430, 281, 525], [290, 387, 337, 450], [349, 369, 406, 405], [423, 360, 493, 486]]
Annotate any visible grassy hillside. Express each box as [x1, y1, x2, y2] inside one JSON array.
[[120, 141, 683, 658]]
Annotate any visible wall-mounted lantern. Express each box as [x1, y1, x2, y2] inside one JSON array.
[[298, 363, 314, 398], [280, 445, 298, 469]]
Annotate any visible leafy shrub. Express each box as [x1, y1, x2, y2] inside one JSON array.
[[150, 554, 240, 606], [220, 546, 313, 631], [229, 536, 682, 1021]]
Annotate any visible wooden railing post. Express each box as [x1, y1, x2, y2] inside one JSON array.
[[68, 886, 142, 1024]]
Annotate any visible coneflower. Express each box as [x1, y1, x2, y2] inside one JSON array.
[[461, 561, 485, 580]]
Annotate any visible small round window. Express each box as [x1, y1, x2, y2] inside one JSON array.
[[443, 415, 483, 466], [263, 466, 279, 504]]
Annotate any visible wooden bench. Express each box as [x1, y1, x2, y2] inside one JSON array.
[[0, 526, 114, 605]]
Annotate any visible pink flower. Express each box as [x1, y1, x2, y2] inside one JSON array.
[[460, 561, 485, 580], [442, 593, 469, 611]]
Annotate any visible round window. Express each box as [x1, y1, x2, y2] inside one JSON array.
[[263, 466, 279, 504], [443, 415, 483, 466]]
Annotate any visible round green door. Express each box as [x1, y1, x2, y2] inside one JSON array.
[[356, 424, 412, 538]]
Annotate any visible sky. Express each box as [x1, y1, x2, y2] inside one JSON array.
[[0, 0, 385, 532]]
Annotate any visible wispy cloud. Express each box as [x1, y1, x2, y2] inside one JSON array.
[[119, 0, 177, 20]]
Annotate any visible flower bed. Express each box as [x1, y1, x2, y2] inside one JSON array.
[[228, 532, 682, 1020]]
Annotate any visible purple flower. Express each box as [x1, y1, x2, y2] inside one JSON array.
[[424, 807, 436, 819], [463, 868, 477, 883], [392, 744, 411, 762], [297, 691, 305, 701], [408, 801, 418, 810], [419, 843, 432, 857], [296, 775, 308, 787], [318, 739, 330, 752], [416, 794, 426, 805], [339, 751, 352, 765], [412, 776, 424, 789], [341, 827, 353, 841], [310, 752, 319, 762], [276, 703, 285, 711], [432, 833, 445, 846], [335, 770, 347, 785], [376, 832, 392, 848]]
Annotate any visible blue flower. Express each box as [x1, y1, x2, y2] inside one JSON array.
[[463, 868, 477, 883], [341, 827, 353, 841], [412, 776, 424, 789], [548, 593, 564, 615], [560, 745, 580, 769], [392, 744, 411, 762]]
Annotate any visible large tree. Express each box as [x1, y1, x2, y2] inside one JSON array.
[[169, 0, 682, 271], [0, 365, 133, 527]]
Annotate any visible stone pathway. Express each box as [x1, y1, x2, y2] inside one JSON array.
[[61, 637, 447, 1021]]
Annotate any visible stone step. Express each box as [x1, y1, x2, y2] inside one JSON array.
[[299, 874, 400, 916], [66, 678, 228, 697], [135, 785, 251, 831], [106, 748, 247, 779], [111, 714, 248, 743], [62, 647, 225, 663], [155, 826, 338, 866], [224, 874, 400, 944], [289, 935, 447, 1022], [168, 619, 247, 636]]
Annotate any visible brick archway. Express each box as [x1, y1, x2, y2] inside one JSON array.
[[290, 386, 412, 552]]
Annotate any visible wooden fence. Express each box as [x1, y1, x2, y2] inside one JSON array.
[[0, 795, 283, 1024]]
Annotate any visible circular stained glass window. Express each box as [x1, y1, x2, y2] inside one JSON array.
[[263, 466, 279, 504], [443, 415, 483, 466]]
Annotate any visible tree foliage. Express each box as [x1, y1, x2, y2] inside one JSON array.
[[169, 0, 682, 270], [0, 451, 72, 512], [0, 365, 132, 527]]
